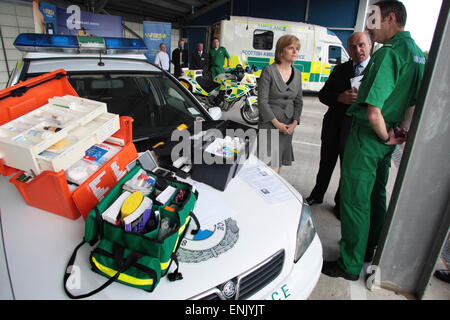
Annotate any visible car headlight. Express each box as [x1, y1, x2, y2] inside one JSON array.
[[294, 203, 316, 263]]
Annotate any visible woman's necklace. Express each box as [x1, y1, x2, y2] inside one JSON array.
[[277, 63, 292, 83]]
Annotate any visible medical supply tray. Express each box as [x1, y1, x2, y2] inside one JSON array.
[[0, 70, 138, 220], [0, 76, 119, 175]]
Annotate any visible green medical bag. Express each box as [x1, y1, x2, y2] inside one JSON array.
[[64, 164, 199, 299]]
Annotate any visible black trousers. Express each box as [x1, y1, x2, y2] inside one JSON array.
[[310, 111, 352, 205]]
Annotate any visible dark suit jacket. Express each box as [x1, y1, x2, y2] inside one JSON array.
[[258, 63, 303, 125], [191, 51, 209, 76], [318, 60, 363, 151], [172, 47, 189, 76], [318, 60, 354, 115]]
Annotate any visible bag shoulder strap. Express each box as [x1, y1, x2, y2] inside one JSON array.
[[167, 253, 183, 282], [63, 241, 140, 299], [189, 211, 200, 235]]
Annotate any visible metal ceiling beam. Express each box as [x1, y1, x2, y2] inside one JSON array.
[[36, 0, 88, 11], [190, 0, 229, 19], [86, 0, 96, 11], [139, 0, 191, 13], [155, 0, 193, 11], [27, 0, 207, 24], [184, 0, 230, 23], [99, 7, 144, 22], [177, 0, 208, 6], [107, 2, 180, 20], [45, 0, 188, 19], [94, 0, 109, 13], [102, 4, 175, 23]]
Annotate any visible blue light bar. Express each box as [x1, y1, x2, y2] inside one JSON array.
[[104, 37, 148, 53], [14, 33, 78, 52], [14, 33, 148, 54]]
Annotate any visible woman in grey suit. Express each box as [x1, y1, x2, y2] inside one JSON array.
[[258, 35, 303, 173]]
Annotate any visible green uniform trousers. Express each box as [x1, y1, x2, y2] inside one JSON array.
[[337, 121, 395, 275], [210, 65, 225, 80]]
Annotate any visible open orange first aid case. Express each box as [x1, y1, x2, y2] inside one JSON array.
[[0, 69, 138, 220]]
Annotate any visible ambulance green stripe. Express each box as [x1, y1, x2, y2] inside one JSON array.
[[246, 57, 331, 82]]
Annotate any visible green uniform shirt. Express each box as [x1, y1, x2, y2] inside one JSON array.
[[347, 31, 425, 124], [209, 46, 230, 67]]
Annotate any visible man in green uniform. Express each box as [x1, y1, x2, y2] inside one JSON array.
[[322, 0, 426, 280], [209, 37, 230, 80]]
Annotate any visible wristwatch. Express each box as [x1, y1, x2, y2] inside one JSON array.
[[378, 135, 390, 144]]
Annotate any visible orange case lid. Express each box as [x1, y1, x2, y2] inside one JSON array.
[[0, 69, 78, 125]]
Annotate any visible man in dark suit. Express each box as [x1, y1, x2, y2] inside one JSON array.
[[191, 42, 209, 78], [172, 39, 189, 77], [305, 32, 372, 219]]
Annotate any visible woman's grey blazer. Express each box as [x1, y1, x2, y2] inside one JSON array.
[[258, 63, 303, 124]]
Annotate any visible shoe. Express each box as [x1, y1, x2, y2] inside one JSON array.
[[364, 248, 375, 263], [332, 205, 340, 220], [321, 261, 359, 281], [434, 270, 450, 283], [305, 196, 323, 206]]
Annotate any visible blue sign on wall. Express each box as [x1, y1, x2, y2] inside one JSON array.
[[38, 1, 58, 34], [143, 21, 172, 64], [56, 7, 122, 37]]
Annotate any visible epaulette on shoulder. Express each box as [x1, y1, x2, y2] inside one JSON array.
[[373, 43, 393, 55]]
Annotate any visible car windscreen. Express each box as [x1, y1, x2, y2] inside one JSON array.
[[25, 71, 208, 140], [66, 73, 208, 139]]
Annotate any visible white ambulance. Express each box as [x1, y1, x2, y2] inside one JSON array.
[[211, 16, 350, 92]]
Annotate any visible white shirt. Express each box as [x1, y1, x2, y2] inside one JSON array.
[[351, 56, 370, 89], [154, 51, 170, 71], [353, 56, 370, 75]]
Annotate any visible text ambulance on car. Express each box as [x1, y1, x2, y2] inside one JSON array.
[[211, 16, 350, 92], [0, 34, 322, 300]]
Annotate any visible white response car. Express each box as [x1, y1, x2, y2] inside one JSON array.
[[0, 34, 322, 300]]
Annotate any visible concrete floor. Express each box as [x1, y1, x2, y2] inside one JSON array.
[[220, 93, 450, 300]]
